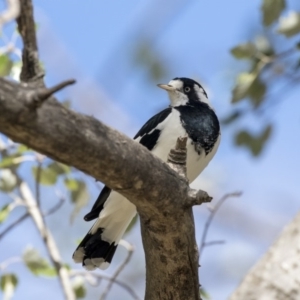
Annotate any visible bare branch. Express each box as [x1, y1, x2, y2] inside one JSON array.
[[19, 182, 75, 300], [34, 157, 42, 207], [0, 89, 209, 299], [26, 79, 76, 108], [70, 270, 140, 300], [203, 240, 226, 247], [0, 213, 29, 241], [187, 188, 213, 207], [0, 0, 20, 29], [0, 256, 22, 271], [16, 0, 44, 83], [43, 196, 65, 217], [100, 240, 134, 300], [199, 192, 242, 259]]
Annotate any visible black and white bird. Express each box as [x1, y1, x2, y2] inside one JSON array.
[[73, 77, 221, 270]]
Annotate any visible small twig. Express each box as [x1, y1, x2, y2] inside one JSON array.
[[43, 197, 65, 217], [0, 0, 20, 29], [186, 189, 213, 207], [0, 213, 29, 241], [203, 240, 226, 247], [19, 182, 75, 300], [199, 192, 242, 259], [34, 155, 43, 207], [25, 79, 76, 108], [0, 256, 22, 271], [70, 270, 140, 300], [100, 240, 134, 300]]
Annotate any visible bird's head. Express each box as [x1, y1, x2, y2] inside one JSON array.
[[157, 77, 209, 107]]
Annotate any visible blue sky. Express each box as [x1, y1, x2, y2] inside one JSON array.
[[1, 0, 300, 299]]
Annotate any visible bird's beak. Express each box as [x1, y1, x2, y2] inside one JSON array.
[[157, 84, 176, 92]]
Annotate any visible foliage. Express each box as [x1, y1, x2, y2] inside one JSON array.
[[226, 0, 300, 156]]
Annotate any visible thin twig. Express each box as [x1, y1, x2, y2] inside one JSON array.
[[34, 155, 43, 207], [199, 192, 242, 259], [43, 197, 65, 217], [0, 256, 22, 271], [203, 240, 226, 247], [19, 182, 75, 300], [25, 79, 76, 108], [0, 213, 29, 240], [70, 270, 140, 300], [100, 240, 135, 300]]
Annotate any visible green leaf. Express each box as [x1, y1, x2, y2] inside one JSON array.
[[200, 288, 210, 299], [135, 43, 166, 81], [0, 169, 18, 192], [125, 214, 138, 234], [70, 180, 89, 222], [32, 161, 70, 186], [232, 72, 257, 103], [248, 78, 267, 108], [48, 162, 70, 175], [277, 11, 300, 37], [32, 166, 57, 185], [0, 273, 18, 291], [262, 0, 285, 26], [64, 178, 79, 191], [0, 55, 13, 76], [221, 110, 243, 125], [72, 277, 86, 299], [0, 156, 18, 169], [254, 35, 274, 57], [73, 283, 86, 299], [0, 204, 10, 224], [23, 247, 56, 277], [17, 144, 30, 154], [231, 43, 256, 59], [235, 124, 273, 156]]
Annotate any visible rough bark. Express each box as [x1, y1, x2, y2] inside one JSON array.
[[0, 1, 212, 299], [229, 212, 300, 300]]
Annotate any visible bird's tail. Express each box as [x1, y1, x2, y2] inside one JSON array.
[[72, 192, 136, 270]]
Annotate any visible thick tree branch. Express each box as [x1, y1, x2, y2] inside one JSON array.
[[0, 2, 213, 298], [0, 77, 190, 213], [0, 76, 210, 299], [16, 0, 44, 83]]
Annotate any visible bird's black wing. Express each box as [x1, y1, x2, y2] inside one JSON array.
[[84, 186, 111, 221], [84, 107, 172, 222], [134, 107, 172, 150], [175, 103, 220, 155]]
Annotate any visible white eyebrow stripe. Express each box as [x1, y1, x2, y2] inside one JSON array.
[[168, 79, 183, 90]]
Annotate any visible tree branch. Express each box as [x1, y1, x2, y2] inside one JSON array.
[[69, 270, 140, 300], [0, 213, 29, 241], [16, 0, 44, 83], [199, 192, 242, 259], [0, 75, 212, 299], [19, 181, 75, 300], [100, 240, 134, 300]]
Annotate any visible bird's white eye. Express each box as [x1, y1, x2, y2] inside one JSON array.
[[184, 87, 191, 93]]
